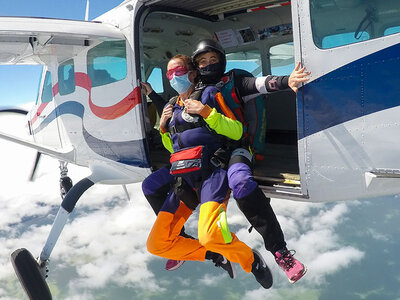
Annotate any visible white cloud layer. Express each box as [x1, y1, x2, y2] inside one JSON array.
[[0, 116, 370, 299]]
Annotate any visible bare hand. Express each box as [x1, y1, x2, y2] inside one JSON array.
[[140, 82, 154, 96], [288, 62, 310, 93], [160, 104, 173, 130], [184, 99, 204, 114]]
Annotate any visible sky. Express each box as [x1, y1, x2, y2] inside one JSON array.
[[0, 0, 125, 107]]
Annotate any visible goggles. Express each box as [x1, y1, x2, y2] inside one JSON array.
[[166, 65, 189, 80]]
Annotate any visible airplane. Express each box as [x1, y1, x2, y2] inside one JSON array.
[[1, 0, 399, 298]]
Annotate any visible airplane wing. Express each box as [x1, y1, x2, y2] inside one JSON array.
[[0, 130, 74, 162], [0, 17, 124, 65], [0, 107, 74, 162], [141, 0, 280, 16]]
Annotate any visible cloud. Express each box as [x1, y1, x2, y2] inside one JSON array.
[[199, 273, 225, 286], [307, 247, 364, 284], [236, 199, 365, 292], [0, 118, 368, 298], [365, 228, 390, 242]]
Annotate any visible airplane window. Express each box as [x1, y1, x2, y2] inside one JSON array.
[[87, 40, 127, 87], [41, 71, 53, 103], [58, 59, 75, 96], [384, 26, 400, 36], [35, 67, 44, 105], [270, 42, 294, 76], [322, 32, 370, 49], [226, 50, 262, 77], [310, 0, 400, 49], [147, 67, 164, 93]]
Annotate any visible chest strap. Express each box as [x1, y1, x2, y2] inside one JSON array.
[[169, 119, 209, 135]]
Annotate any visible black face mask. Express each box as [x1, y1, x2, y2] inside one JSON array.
[[199, 62, 225, 84]]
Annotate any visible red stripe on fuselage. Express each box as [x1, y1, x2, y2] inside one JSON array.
[[52, 83, 59, 97], [75, 72, 141, 120], [30, 72, 141, 124], [30, 102, 49, 125]]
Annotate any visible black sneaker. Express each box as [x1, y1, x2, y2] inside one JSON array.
[[251, 249, 273, 289], [211, 253, 236, 279]]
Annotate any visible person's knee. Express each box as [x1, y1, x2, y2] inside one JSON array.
[[141, 175, 153, 195], [198, 225, 214, 247], [142, 167, 171, 196], [228, 163, 257, 199], [147, 234, 170, 256], [198, 207, 224, 247]]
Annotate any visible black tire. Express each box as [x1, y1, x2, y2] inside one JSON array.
[[10, 248, 52, 300]]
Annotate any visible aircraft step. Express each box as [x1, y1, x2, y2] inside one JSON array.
[[254, 175, 300, 187], [259, 185, 308, 201]]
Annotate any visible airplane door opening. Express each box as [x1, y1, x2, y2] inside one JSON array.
[[136, 3, 307, 200]]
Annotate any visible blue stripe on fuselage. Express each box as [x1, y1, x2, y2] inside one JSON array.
[[32, 101, 84, 134], [299, 43, 400, 139], [82, 126, 150, 168], [33, 101, 150, 168]]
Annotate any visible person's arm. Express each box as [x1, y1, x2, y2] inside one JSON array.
[[159, 104, 174, 153], [235, 74, 289, 97], [199, 106, 242, 141], [141, 82, 168, 116], [235, 62, 310, 98], [148, 91, 168, 116], [160, 131, 173, 153], [288, 62, 310, 93]]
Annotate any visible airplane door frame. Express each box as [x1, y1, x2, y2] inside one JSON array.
[[291, 0, 400, 202], [291, 0, 309, 199]]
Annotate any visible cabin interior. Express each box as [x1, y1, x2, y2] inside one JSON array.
[[138, 2, 300, 190], [138, 0, 400, 194]]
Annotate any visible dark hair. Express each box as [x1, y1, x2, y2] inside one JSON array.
[[170, 54, 199, 84]]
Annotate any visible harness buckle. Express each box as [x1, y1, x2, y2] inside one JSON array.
[[169, 126, 177, 135], [210, 156, 222, 168]]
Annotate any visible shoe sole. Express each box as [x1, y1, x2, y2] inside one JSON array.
[[252, 249, 273, 289], [289, 264, 307, 284], [165, 260, 185, 271]]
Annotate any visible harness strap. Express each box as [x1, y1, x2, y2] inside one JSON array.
[[168, 96, 179, 106], [168, 119, 209, 135]]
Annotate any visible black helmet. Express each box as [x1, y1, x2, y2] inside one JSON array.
[[192, 39, 226, 70]]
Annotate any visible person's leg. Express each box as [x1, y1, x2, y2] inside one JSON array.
[[228, 153, 286, 254], [143, 167, 194, 269], [228, 150, 306, 283], [147, 190, 207, 261], [142, 167, 173, 215], [197, 168, 254, 273]]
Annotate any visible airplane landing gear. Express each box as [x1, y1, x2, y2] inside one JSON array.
[[11, 248, 52, 300], [59, 161, 73, 199], [11, 174, 95, 299]]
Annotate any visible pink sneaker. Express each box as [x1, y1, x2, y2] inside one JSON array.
[[275, 249, 307, 283], [165, 259, 185, 271]]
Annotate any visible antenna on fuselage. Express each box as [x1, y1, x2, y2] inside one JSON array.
[[85, 0, 90, 21]]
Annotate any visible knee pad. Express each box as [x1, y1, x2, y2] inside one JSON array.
[[228, 148, 253, 169]]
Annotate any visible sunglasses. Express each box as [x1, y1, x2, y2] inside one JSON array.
[[166, 65, 188, 80]]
